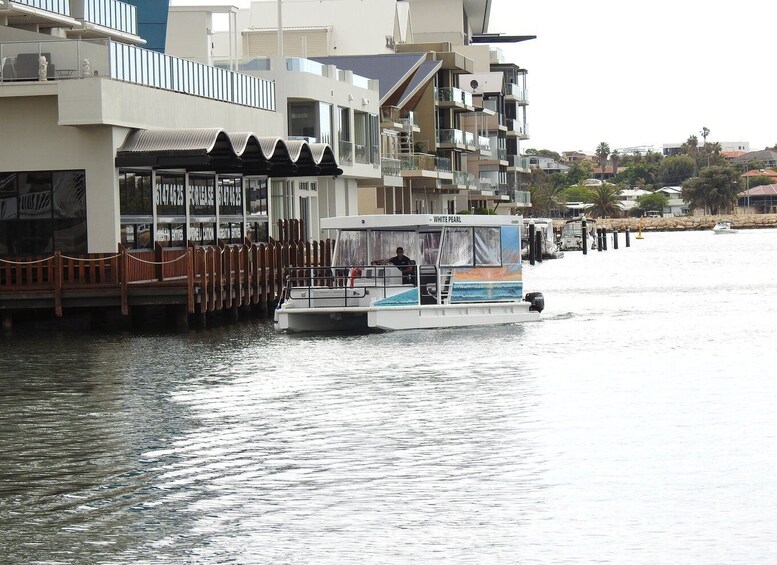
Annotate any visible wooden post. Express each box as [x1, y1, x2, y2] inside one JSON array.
[[535, 231, 543, 262], [597, 227, 603, 252], [581, 216, 588, 255], [613, 230, 619, 250], [53, 251, 63, 317], [186, 247, 195, 314], [602, 225, 608, 251], [528, 222, 535, 265], [120, 247, 129, 316], [625, 227, 631, 247], [155, 242, 164, 281]]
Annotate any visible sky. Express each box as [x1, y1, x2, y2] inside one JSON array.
[[171, 0, 777, 155]]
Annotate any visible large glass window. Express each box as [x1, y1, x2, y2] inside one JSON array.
[[0, 170, 86, 255], [440, 227, 473, 267], [119, 170, 153, 249], [189, 175, 215, 216], [218, 176, 243, 216], [418, 231, 441, 265], [155, 173, 186, 216]]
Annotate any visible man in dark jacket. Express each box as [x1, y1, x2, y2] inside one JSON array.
[[388, 247, 414, 284]]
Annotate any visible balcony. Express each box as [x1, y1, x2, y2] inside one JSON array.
[[478, 136, 492, 155], [508, 155, 531, 172], [399, 111, 420, 133], [354, 143, 371, 165], [380, 106, 401, 126], [435, 86, 473, 110], [78, 0, 138, 37], [11, 0, 70, 16], [505, 82, 528, 104], [451, 171, 475, 189], [513, 190, 532, 206], [338, 140, 353, 165], [437, 128, 464, 148], [506, 119, 529, 139], [399, 153, 453, 181], [381, 157, 401, 177]]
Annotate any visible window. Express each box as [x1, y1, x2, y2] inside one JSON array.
[[119, 170, 153, 216], [440, 227, 473, 267], [371, 230, 416, 264], [474, 227, 501, 266], [218, 176, 243, 216], [0, 171, 87, 255], [155, 173, 186, 217], [189, 175, 216, 216], [334, 230, 367, 266]]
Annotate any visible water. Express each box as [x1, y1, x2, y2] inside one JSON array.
[[2, 229, 777, 564]]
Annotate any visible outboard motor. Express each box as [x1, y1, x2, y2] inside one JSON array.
[[525, 292, 545, 313]]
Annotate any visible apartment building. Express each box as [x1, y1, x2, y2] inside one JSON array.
[[175, 0, 535, 216], [0, 0, 362, 257]]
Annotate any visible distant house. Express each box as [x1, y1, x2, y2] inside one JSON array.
[[664, 141, 750, 157], [656, 186, 688, 216], [733, 150, 777, 168], [561, 150, 591, 164], [528, 156, 570, 174], [740, 168, 777, 181], [738, 184, 777, 214], [618, 188, 651, 214]]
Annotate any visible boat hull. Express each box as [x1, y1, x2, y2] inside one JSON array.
[[274, 302, 540, 332]]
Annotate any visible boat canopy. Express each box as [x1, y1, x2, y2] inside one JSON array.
[[321, 213, 524, 231]]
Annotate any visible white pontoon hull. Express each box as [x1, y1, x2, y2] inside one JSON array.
[[274, 302, 541, 332]]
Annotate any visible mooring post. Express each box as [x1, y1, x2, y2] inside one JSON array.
[[625, 227, 631, 247], [602, 225, 608, 251], [528, 222, 535, 266], [581, 216, 588, 255], [597, 227, 602, 252], [613, 229, 619, 250], [535, 231, 543, 263]]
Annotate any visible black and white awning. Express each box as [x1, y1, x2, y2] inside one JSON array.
[[116, 128, 342, 177]]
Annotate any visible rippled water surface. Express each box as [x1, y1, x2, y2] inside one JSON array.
[[2, 229, 777, 563]]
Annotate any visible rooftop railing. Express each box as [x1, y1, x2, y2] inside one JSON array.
[[0, 39, 277, 110], [83, 0, 137, 35], [11, 0, 70, 16]]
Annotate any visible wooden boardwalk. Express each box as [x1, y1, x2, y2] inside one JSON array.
[[0, 221, 333, 329]]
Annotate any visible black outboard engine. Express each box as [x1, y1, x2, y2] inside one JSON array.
[[524, 292, 545, 313]]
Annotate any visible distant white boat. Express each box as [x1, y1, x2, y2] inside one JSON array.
[[712, 221, 737, 234]]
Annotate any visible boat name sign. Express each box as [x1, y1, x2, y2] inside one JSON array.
[[432, 215, 462, 223]]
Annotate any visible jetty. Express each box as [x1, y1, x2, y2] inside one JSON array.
[[0, 220, 331, 331]]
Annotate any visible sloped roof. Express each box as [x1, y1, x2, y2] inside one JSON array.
[[740, 169, 777, 178], [732, 149, 777, 162], [312, 53, 428, 105], [396, 60, 441, 108], [116, 128, 341, 177], [739, 184, 777, 196]]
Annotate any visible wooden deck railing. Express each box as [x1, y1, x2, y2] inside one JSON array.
[[0, 237, 334, 317]]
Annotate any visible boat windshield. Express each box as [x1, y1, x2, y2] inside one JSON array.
[[333, 230, 367, 266], [370, 230, 418, 263]]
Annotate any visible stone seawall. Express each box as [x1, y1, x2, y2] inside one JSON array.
[[552, 214, 777, 233]]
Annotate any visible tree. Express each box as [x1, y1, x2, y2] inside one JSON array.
[[588, 183, 623, 218], [700, 127, 710, 145], [681, 166, 739, 214], [527, 169, 566, 217], [595, 142, 610, 180], [566, 161, 594, 186], [636, 192, 670, 213], [659, 155, 695, 186], [745, 175, 775, 190], [610, 150, 621, 178], [561, 185, 595, 203]]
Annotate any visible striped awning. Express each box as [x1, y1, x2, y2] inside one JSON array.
[[115, 128, 342, 177]]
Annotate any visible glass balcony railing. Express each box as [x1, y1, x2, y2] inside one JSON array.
[[478, 136, 491, 153], [436, 156, 451, 172], [287, 57, 329, 77], [479, 178, 493, 191], [338, 140, 353, 164], [12, 0, 70, 16], [381, 106, 400, 123], [381, 157, 401, 177], [452, 171, 475, 188], [354, 143, 369, 164], [435, 86, 473, 107], [513, 190, 532, 205], [464, 131, 475, 150], [399, 112, 416, 131], [497, 148, 507, 161], [335, 68, 371, 88], [1, 39, 277, 110], [84, 0, 138, 36], [506, 82, 528, 101], [438, 129, 464, 145], [510, 156, 531, 169]]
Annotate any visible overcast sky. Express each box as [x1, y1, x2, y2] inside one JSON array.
[[171, 0, 776, 154]]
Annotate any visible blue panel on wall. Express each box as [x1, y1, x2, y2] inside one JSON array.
[[124, 0, 170, 53]]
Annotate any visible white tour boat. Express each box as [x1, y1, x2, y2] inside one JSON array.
[[558, 217, 597, 251], [712, 220, 737, 234], [274, 214, 545, 332]]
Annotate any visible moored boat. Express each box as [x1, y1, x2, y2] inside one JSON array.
[[712, 221, 737, 234], [274, 214, 544, 332]]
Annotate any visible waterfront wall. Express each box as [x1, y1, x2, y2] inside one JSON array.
[[553, 214, 777, 233]]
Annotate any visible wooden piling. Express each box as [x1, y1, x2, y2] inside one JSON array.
[[528, 222, 535, 265]]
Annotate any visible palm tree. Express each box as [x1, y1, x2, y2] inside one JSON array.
[[610, 150, 620, 180], [595, 142, 610, 181], [589, 184, 623, 218], [700, 127, 710, 145]]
